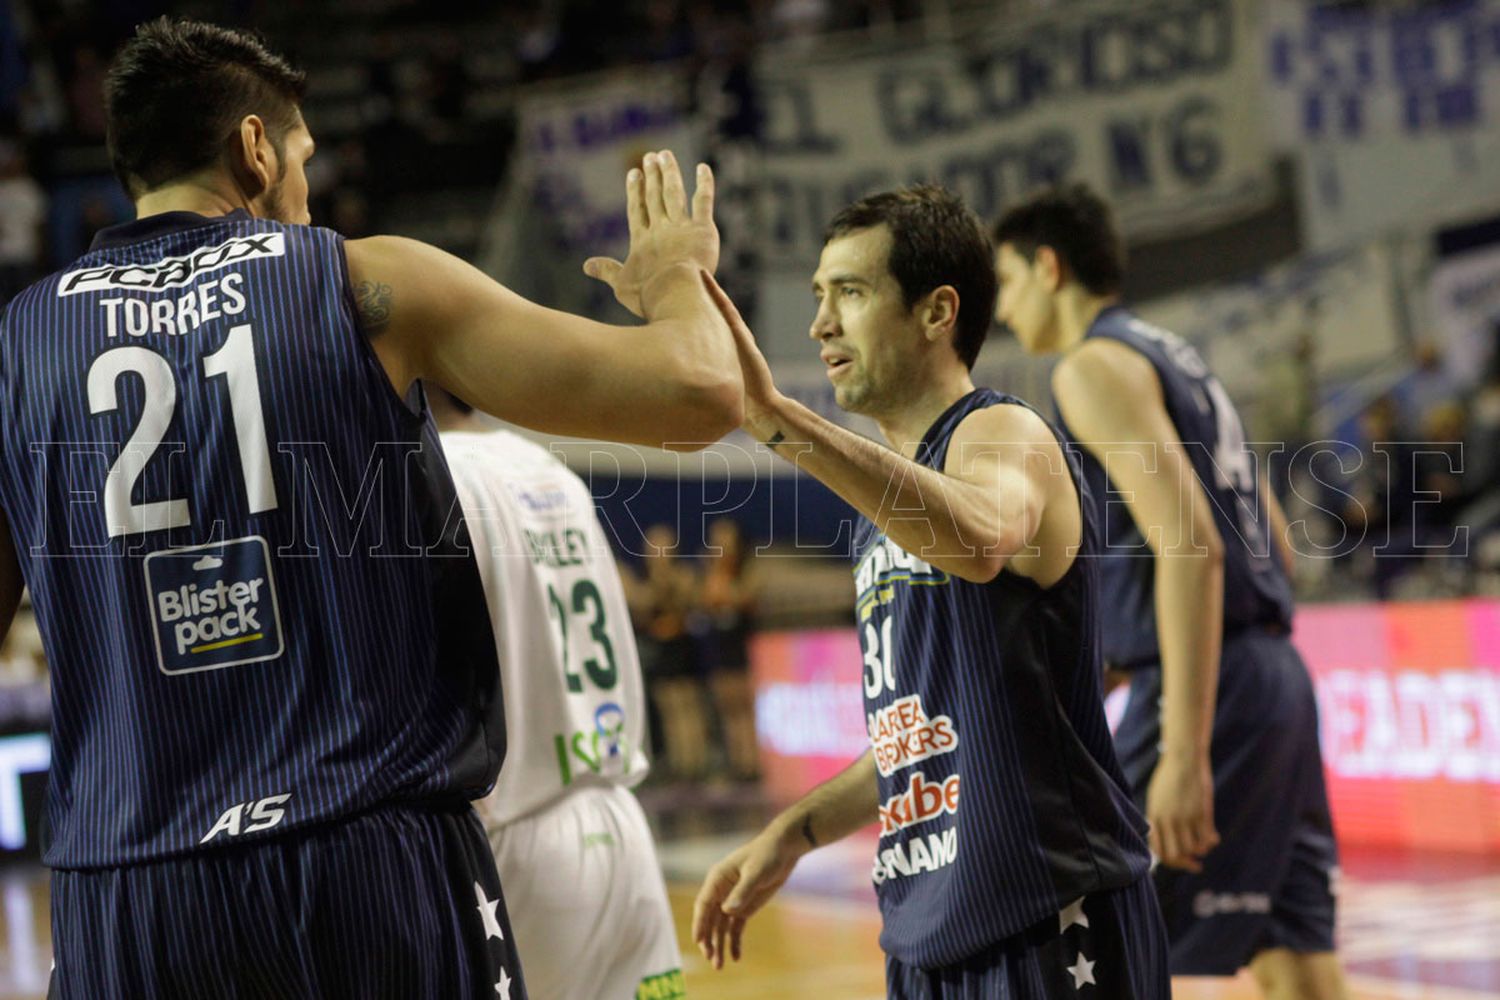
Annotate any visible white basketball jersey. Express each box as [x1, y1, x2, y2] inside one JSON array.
[[441, 428, 650, 827]]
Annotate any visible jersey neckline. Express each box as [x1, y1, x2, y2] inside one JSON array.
[[1082, 302, 1130, 338], [90, 208, 255, 252], [918, 387, 989, 457]]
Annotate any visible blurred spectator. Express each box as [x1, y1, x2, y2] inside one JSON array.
[[1261, 327, 1319, 504], [1344, 395, 1419, 599], [1466, 327, 1500, 499], [700, 518, 761, 782], [329, 189, 371, 238], [0, 603, 46, 686], [418, 38, 469, 141], [629, 524, 710, 782], [0, 140, 47, 305], [1398, 335, 1462, 428], [640, 0, 694, 63], [73, 191, 120, 259], [65, 44, 107, 139], [767, 0, 833, 43], [1413, 400, 1470, 559]]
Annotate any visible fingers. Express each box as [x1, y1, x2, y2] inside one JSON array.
[[582, 257, 622, 287], [643, 152, 666, 226], [729, 914, 747, 963], [692, 867, 731, 946], [1153, 817, 1205, 873], [1186, 815, 1220, 862], [1157, 819, 1182, 871], [723, 845, 784, 916], [714, 912, 730, 970], [693, 859, 742, 968], [625, 167, 646, 239], [659, 150, 687, 222], [692, 161, 715, 221], [700, 270, 751, 335]]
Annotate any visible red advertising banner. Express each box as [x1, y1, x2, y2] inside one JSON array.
[[749, 629, 869, 805], [753, 600, 1500, 853], [1296, 600, 1500, 852]]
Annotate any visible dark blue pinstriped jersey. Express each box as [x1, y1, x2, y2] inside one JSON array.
[[1055, 307, 1294, 668], [0, 210, 503, 868], [854, 388, 1149, 968]]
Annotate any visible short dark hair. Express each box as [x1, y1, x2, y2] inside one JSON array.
[[992, 183, 1125, 297], [105, 18, 307, 198], [824, 185, 998, 370]]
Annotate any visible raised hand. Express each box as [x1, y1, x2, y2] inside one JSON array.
[[584, 150, 719, 318]]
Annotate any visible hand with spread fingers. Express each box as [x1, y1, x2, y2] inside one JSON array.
[[691, 826, 805, 971], [584, 150, 719, 318]]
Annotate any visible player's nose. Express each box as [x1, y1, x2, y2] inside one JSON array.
[[809, 304, 838, 341]]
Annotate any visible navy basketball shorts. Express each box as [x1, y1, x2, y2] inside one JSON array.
[[885, 875, 1170, 999], [49, 803, 527, 999], [1114, 630, 1340, 975]]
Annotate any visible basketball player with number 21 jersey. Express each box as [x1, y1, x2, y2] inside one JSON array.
[[994, 184, 1349, 1000], [0, 18, 738, 1000], [674, 186, 1170, 999]]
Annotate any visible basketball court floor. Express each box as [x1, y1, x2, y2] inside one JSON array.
[[654, 832, 1500, 1000], [3, 829, 1496, 998]]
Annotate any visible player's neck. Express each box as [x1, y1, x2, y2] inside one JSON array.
[[876, 366, 976, 460], [1054, 289, 1119, 352], [134, 175, 252, 221], [435, 411, 482, 434]]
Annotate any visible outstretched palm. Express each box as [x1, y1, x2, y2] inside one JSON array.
[[584, 150, 719, 317]]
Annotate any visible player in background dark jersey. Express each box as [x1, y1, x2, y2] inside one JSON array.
[[0, 18, 738, 1000], [659, 186, 1168, 998], [993, 183, 1349, 1000]]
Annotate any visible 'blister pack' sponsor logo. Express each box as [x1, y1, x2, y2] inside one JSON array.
[[144, 536, 284, 675]]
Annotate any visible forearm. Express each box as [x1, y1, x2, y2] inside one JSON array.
[[1153, 549, 1224, 758], [750, 395, 1016, 581], [640, 265, 741, 418], [765, 750, 879, 853]]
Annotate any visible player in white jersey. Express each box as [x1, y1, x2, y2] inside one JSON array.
[[433, 392, 685, 1000]]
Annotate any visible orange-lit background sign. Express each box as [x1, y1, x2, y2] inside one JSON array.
[[753, 600, 1500, 853]]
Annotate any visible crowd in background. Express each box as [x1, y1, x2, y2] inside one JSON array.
[[1257, 322, 1500, 603], [624, 519, 762, 789], [1, 0, 1497, 638]]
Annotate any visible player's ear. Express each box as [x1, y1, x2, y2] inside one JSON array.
[[228, 114, 274, 200], [920, 285, 960, 344], [1035, 246, 1064, 293]]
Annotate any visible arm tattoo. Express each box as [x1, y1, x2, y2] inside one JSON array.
[[354, 280, 393, 335], [766, 431, 786, 452], [801, 814, 817, 849]]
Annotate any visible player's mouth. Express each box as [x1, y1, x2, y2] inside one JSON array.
[[822, 352, 854, 379]]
